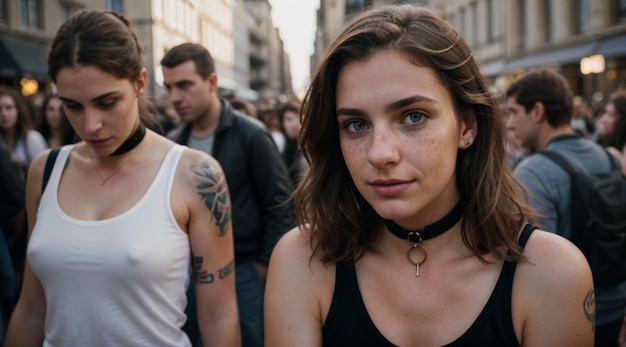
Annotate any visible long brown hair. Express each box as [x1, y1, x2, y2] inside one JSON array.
[[296, 4, 535, 264]]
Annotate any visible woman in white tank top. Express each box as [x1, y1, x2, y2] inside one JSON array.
[[3, 10, 240, 347]]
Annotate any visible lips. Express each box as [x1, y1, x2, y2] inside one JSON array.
[[369, 179, 413, 197]]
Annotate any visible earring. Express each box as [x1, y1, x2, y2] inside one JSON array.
[[464, 139, 471, 145]]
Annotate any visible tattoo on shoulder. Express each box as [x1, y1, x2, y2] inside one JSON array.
[[191, 161, 231, 237], [583, 288, 595, 332], [192, 256, 235, 284]]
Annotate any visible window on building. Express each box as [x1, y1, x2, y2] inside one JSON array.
[[106, 0, 124, 13], [577, 0, 588, 33], [0, 0, 7, 24], [487, 0, 494, 42], [619, 0, 626, 19], [545, 0, 553, 41], [19, 0, 42, 29]]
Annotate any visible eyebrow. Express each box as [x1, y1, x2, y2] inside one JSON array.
[[58, 91, 119, 104], [336, 95, 438, 117]]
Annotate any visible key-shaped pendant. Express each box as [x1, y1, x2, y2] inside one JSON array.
[[407, 243, 427, 277]]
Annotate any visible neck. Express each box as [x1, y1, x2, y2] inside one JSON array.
[[537, 126, 575, 150], [383, 200, 464, 243], [111, 122, 146, 156]]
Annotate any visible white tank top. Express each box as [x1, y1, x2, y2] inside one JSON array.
[[28, 144, 192, 347]]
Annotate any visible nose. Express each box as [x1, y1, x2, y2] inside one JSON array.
[[367, 124, 400, 168], [505, 115, 514, 130], [168, 87, 182, 104], [84, 108, 103, 135]]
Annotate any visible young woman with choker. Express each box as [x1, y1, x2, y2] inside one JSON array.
[[3, 10, 239, 347], [264, 5, 595, 346]]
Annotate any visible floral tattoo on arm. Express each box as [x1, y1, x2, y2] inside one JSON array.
[[191, 161, 231, 237]]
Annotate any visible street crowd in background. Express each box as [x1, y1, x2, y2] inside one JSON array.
[[0, 4, 625, 347]]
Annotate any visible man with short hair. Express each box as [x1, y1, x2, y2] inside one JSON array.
[[161, 43, 295, 347], [506, 67, 626, 346]]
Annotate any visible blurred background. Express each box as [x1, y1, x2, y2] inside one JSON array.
[[1, 0, 625, 113]]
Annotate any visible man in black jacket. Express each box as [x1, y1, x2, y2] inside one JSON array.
[[161, 43, 295, 347]]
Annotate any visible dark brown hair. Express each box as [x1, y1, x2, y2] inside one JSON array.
[[160, 43, 215, 80], [602, 92, 626, 151], [506, 68, 574, 128], [47, 10, 158, 130], [36, 94, 76, 146], [0, 86, 33, 141], [296, 4, 534, 264]]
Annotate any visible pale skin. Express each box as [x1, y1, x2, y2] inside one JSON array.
[[3, 65, 240, 347], [265, 49, 594, 347]]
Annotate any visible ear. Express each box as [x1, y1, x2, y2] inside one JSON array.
[[458, 109, 478, 149], [135, 68, 148, 97], [531, 101, 545, 123], [207, 72, 219, 93]]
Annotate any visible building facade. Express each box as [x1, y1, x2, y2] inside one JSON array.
[[0, 0, 293, 101]]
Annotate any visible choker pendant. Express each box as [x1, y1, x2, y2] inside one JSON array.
[[383, 200, 464, 277]]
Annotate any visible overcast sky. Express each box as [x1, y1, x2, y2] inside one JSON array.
[[268, 0, 319, 96]]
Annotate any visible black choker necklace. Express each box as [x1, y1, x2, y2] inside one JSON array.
[[383, 200, 463, 276], [111, 123, 146, 156]]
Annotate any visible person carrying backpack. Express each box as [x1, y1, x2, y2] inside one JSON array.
[[505, 68, 626, 346]]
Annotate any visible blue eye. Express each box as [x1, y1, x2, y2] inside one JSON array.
[[345, 119, 369, 132], [405, 111, 426, 124]]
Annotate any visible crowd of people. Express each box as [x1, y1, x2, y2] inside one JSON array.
[[0, 3, 625, 347]]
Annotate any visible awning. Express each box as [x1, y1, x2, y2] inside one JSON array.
[[596, 34, 626, 58], [502, 41, 599, 73], [0, 37, 49, 80]]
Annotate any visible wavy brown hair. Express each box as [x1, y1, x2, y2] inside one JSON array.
[[295, 4, 535, 264]]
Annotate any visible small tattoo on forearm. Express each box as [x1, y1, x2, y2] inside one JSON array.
[[583, 288, 595, 332], [193, 256, 214, 283], [191, 161, 232, 236], [218, 259, 235, 279], [192, 256, 235, 284]]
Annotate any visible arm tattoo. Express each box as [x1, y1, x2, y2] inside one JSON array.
[[193, 256, 214, 284], [583, 288, 595, 332], [192, 256, 235, 284], [191, 161, 231, 237]]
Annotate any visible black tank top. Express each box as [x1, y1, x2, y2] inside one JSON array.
[[322, 224, 536, 347]]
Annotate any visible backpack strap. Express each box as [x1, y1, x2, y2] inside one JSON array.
[[536, 150, 576, 175], [42, 147, 61, 194], [539, 148, 620, 174]]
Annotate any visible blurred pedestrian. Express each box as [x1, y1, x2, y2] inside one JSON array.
[[596, 92, 626, 174], [161, 42, 295, 347], [0, 87, 48, 177], [36, 93, 78, 148], [3, 10, 240, 347], [277, 99, 307, 186], [506, 67, 623, 347], [265, 5, 594, 346]]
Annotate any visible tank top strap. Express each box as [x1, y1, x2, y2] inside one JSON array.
[[518, 224, 538, 248]]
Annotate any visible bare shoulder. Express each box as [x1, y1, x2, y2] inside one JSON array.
[[516, 229, 591, 282], [512, 229, 594, 345], [268, 225, 335, 294], [175, 147, 225, 186]]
